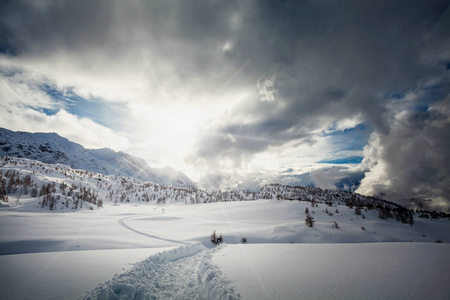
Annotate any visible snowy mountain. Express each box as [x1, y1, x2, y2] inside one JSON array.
[[2, 156, 448, 223], [0, 156, 254, 212], [0, 127, 195, 187]]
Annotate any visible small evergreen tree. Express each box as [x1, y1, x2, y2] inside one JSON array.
[[305, 213, 315, 227]]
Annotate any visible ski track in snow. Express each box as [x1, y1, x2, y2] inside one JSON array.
[[82, 243, 239, 300], [118, 216, 188, 245]]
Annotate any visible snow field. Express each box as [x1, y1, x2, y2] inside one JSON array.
[[120, 200, 449, 245], [83, 243, 238, 300], [0, 248, 173, 300], [213, 243, 450, 300], [1, 198, 449, 257], [1, 158, 449, 299]]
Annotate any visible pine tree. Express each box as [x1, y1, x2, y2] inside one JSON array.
[[305, 213, 315, 227]]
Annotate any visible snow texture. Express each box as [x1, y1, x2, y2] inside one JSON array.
[[0, 248, 171, 300], [214, 243, 450, 300], [83, 243, 238, 300]]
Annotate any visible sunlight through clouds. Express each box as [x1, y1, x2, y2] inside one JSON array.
[[0, 0, 449, 209]]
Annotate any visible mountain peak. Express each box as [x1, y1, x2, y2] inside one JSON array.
[[0, 127, 196, 187]]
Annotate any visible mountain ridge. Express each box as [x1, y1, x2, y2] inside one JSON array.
[[0, 127, 195, 187]]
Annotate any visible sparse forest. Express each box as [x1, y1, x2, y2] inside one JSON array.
[[1, 156, 448, 226]]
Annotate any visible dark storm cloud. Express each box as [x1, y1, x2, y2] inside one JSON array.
[[0, 0, 246, 85], [3, 0, 448, 131], [1, 0, 450, 204], [190, 1, 450, 166], [0, 0, 115, 55], [194, 0, 450, 201]]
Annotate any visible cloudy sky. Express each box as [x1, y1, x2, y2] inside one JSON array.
[[1, 0, 449, 210]]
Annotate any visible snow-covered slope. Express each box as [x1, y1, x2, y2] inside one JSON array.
[[0, 127, 195, 187], [1, 157, 449, 299], [1, 156, 448, 244], [0, 156, 254, 212]]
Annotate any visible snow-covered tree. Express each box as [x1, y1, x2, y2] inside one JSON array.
[[211, 230, 223, 245]]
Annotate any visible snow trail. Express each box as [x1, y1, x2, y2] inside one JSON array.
[[118, 216, 188, 245], [82, 243, 239, 300]]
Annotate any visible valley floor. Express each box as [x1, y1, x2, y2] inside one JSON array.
[[214, 243, 450, 300], [1, 199, 449, 299]]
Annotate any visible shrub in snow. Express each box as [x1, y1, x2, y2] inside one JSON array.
[[332, 221, 340, 229], [211, 230, 223, 245], [361, 226, 366, 231], [241, 237, 247, 243]]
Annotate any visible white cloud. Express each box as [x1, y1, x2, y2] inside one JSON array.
[[257, 74, 278, 102], [0, 65, 55, 109], [356, 98, 450, 211], [0, 61, 130, 151], [0, 106, 130, 151]]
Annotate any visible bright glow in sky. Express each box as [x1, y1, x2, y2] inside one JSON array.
[[0, 0, 449, 211]]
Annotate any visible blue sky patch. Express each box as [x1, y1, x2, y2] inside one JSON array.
[[385, 84, 447, 112], [40, 84, 129, 131], [319, 156, 364, 165], [322, 123, 370, 152], [334, 171, 365, 192]]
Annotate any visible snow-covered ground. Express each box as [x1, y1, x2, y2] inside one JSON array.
[[1, 157, 449, 299], [0, 248, 173, 300], [214, 243, 450, 300], [2, 200, 448, 255], [1, 199, 449, 299]]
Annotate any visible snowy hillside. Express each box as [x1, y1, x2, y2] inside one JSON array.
[[1, 188, 449, 299], [0, 127, 195, 187], [0, 156, 253, 213], [1, 156, 449, 299], [1, 156, 448, 244]]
